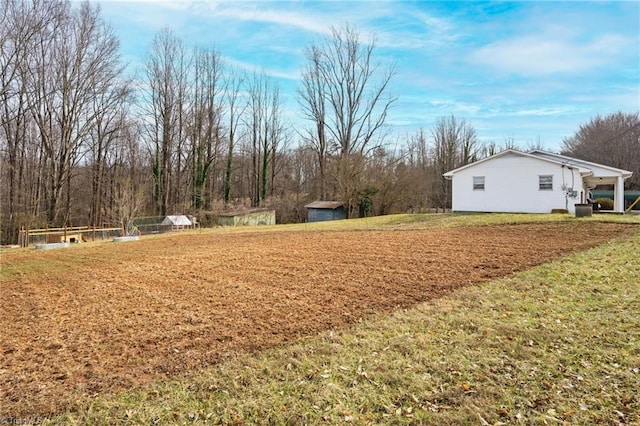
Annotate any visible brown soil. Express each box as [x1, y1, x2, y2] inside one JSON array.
[[0, 221, 636, 417]]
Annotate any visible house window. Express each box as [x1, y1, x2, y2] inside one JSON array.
[[473, 176, 485, 190], [539, 175, 553, 190]]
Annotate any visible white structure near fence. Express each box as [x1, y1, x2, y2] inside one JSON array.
[[160, 215, 193, 230], [443, 149, 633, 214]]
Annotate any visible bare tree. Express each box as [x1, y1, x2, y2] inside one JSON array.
[[189, 45, 223, 210], [298, 45, 328, 199], [223, 67, 246, 206], [481, 140, 499, 157], [562, 111, 640, 189], [299, 24, 396, 215], [502, 136, 519, 150], [245, 72, 283, 207], [525, 137, 546, 152], [0, 1, 133, 241], [270, 144, 315, 223], [319, 25, 396, 157], [431, 115, 478, 210], [143, 27, 189, 215], [400, 129, 431, 212], [108, 176, 144, 236], [26, 1, 123, 225], [0, 0, 58, 241], [108, 118, 147, 224], [0, 0, 57, 101], [87, 89, 132, 228]]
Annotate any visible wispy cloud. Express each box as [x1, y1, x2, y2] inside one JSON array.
[[511, 107, 578, 117], [223, 56, 300, 82], [428, 99, 482, 115], [470, 31, 629, 76], [204, 3, 332, 35], [99, 0, 638, 151]]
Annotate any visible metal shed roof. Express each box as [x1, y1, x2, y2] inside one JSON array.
[[305, 201, 344, 209]]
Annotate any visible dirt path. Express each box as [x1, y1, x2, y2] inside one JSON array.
[[0, 221, 636, 417]]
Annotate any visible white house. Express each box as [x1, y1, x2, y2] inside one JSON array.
[[443, 149, 633, 214]]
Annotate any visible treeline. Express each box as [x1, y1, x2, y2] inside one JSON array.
[[1, 1, 638, 244], [0, 0, 479, 243], [561, 111, 640, 189]]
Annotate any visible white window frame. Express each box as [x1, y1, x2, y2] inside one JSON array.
[[539, 175, 553, 191], [473, 176, 485, 191]]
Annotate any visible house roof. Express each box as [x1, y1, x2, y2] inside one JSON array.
[[527, 150, 633, 178], [305, 201, 344, 209], [443, 149, 631, 179]]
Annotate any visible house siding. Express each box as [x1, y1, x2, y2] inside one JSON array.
[[450, 153, 584, 214]]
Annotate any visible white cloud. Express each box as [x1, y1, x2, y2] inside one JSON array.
[[511, 107, 577, 117], [99, 0, 637, 153], [223, 56, 300, 81], [470, 32, 629, 76], [205, 3, 332, 36], [427, 99, 481, 115], [366, 8, 458, 50]]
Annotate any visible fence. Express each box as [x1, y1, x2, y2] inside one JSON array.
[[131, 215, 197, 235], [17, 226, 122, 248]]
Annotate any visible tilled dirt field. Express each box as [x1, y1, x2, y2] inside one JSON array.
[[0, 221, 636, 417]]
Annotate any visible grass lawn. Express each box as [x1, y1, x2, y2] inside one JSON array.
[[4, 213, 638, 425]]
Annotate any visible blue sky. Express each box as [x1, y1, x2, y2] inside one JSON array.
[[99, 0, 639, 152]]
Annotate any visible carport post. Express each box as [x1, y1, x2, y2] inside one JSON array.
[[615, 175, 624, 213]]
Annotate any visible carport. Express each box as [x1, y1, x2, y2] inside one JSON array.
[[529, 150, 633, 213], [582, 172, 632, 213]]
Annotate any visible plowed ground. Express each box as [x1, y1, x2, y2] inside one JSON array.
[[0, 221, 636, 417]]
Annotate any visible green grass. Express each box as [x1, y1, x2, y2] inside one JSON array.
[[40, 215, 640, 425], [0, 256, 79, 280], [170, 211, 640, 235]]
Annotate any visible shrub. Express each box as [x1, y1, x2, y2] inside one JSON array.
[[594, 198, 614, 210]]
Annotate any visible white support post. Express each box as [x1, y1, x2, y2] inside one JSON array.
[[615, 176, 625, 213]]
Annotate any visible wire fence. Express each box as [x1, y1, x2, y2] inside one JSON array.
[[17, 226, 122, 248], [131, 216, 197, 236], [17, 216, 198, 248]]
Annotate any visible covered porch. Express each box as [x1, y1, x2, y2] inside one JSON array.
[[583, 174, 631, 213], [527, 150, 633, 214]]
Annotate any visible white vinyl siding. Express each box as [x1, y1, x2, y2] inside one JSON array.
[[539, 175, 553, 190], [448, 152, 581, 213], [473, 176, 485, 190]]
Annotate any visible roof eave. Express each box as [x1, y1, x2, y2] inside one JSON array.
[[443, 148, 521, 176], [529, 150, 634, 176]]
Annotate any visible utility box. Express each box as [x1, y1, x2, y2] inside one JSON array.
[[575, 204, 593, 218]]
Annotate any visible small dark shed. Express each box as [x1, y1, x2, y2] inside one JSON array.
[[305, 201, 347, 222]]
